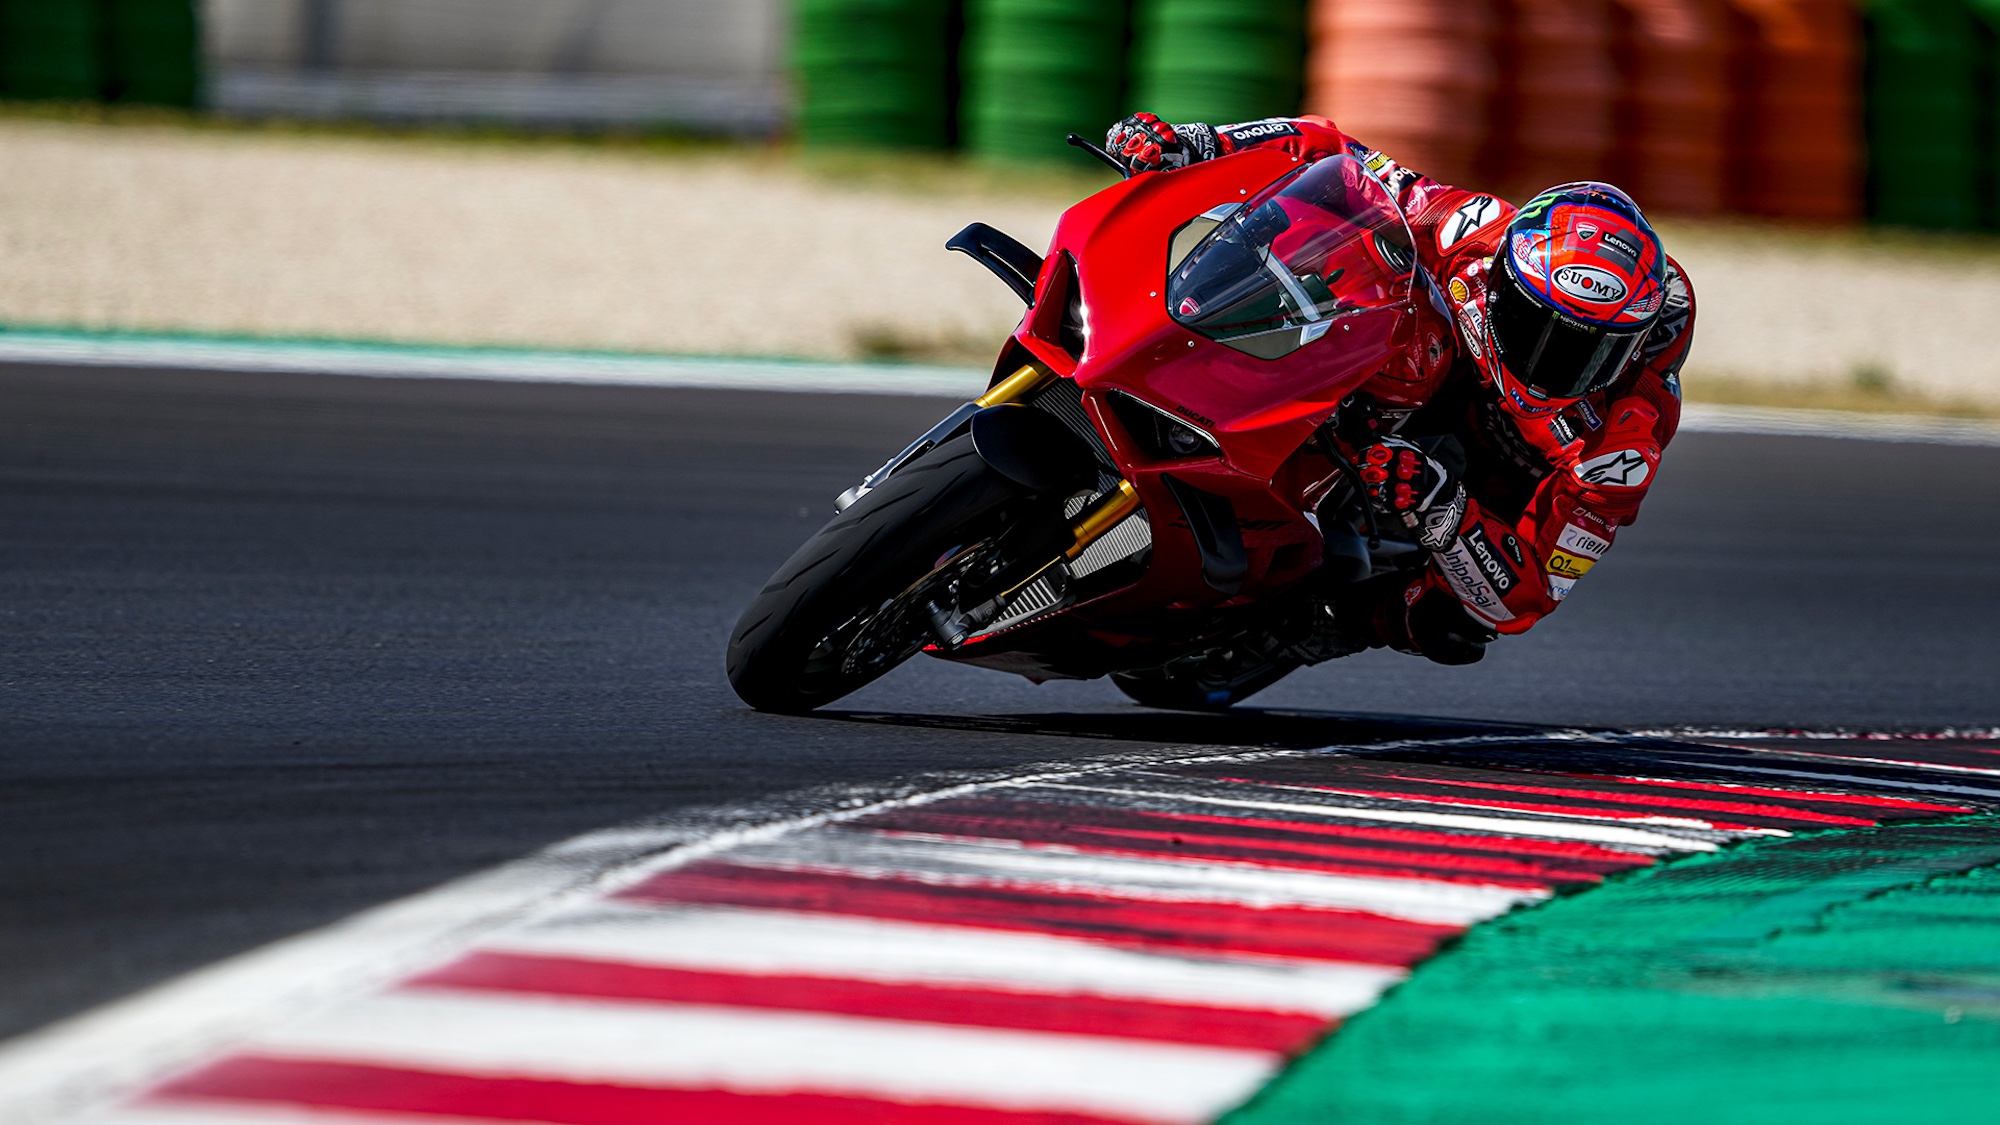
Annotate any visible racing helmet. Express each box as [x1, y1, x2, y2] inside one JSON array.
[[1481, 182, 1665, 417]]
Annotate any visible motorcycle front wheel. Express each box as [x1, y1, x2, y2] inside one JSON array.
[[727, 434, 1030, 714]]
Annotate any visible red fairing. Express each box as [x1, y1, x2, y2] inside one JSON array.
[[1213, 115, 1698, 635], [996, 147, 1415, 637]]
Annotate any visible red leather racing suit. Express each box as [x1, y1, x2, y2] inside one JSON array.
[[1197, 115, 1696, 640]]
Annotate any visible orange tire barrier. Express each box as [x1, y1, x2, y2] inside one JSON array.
[[1724, 0, 1863, 221], [1610, 0, 1732, 214], [1304, 0, 1498, 188], [1490, 0, 1620, 194]]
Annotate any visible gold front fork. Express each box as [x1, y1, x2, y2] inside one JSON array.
[[982, 363, 1140, 563], [982, 363, 1140, 559], [1064, 480, 1141, 559], [976, 363, 1058, 407], [993, 477, 1143, 606]]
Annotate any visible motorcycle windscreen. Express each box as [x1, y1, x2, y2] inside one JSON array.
[[1167, 155, 1416, 361]]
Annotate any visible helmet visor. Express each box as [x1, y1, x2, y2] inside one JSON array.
[[1488, 264, 1646, 399]]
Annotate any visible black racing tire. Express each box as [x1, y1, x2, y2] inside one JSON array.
[[727, 434, 1027, 713], [1111, 652, 1300, 712]]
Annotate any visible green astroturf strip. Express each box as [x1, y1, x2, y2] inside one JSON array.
[[1224, 815, 2000, 1125]]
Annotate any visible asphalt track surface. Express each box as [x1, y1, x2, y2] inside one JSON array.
[[4, 362, 1998, 1046]]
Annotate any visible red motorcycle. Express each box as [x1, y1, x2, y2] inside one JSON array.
[[728, 139, 1452, 713]]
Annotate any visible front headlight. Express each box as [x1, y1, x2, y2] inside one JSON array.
[[1106, 391, 1221, 462]]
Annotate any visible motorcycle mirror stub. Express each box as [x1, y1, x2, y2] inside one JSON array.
[[968, 404, 1101, 495]]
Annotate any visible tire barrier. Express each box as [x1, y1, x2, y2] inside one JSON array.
[[961, 0, 1128, 161], [0, 0, 198, 106], [794, 0, 955, 148], [1729, 0, 1866, 221], [1977, 0, 2000, 229], [785, 0, 2000, 229], [1304, 0, 1498, 188], [1130, 0, 1308, 129], [1611, 0, 1733, 215], [1864, 0, 1982, 228], [0, 0, 102, 100], [1491, 0, 1621, 192], [104, 0, 201, 107]]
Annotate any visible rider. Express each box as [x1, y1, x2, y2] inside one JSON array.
[[1105, 112, 1695, 666]]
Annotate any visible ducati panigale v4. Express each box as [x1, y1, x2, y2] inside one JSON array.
[[728, 140, 1451, 714]]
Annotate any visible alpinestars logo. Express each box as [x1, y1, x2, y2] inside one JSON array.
[[1575, 448, 1651, 487], [1439, 195, 1501, 252], [1411, 486, 1466, 551]]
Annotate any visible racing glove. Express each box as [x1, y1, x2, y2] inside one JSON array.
[[1405, 587, 1497, 666], [1357, 437, 1467, 551], [1104, 113, 1218, 174]]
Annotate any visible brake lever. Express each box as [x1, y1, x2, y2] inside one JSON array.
[[1067, 133, 1130, 179]]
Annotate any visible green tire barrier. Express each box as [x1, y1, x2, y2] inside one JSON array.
[[961, 0, 1126, 162], [1224, 814, 2000, 1125], [1865, 0, 1981, 229], [794, 0, 954, 148], [1971, 0, 2000, 228], [0, 0, 199, 106], [103, 0, 200, 106], [0, 0, 100, 100], [1127, 0, 1305, 129]]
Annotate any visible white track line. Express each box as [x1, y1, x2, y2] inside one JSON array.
[[88, 1105, 449, 1125], [0, 331, 984, 398], [230, 990, 1273, 1125], [1676, 403, 2000, 448], [1683, 762, 2000, 801], [481, 903, 1401, 1017], [4, 329, 1998, 445], [1195, 778, 1789, 835], [1023, 782, 1722, 851], [725, 829, 1539, 925]]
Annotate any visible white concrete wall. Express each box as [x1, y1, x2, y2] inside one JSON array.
[[205, 0, 299, 65], [202, 0, 789, 133]]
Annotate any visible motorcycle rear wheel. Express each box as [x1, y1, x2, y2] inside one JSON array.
[[727, 434, 1028, 714]]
